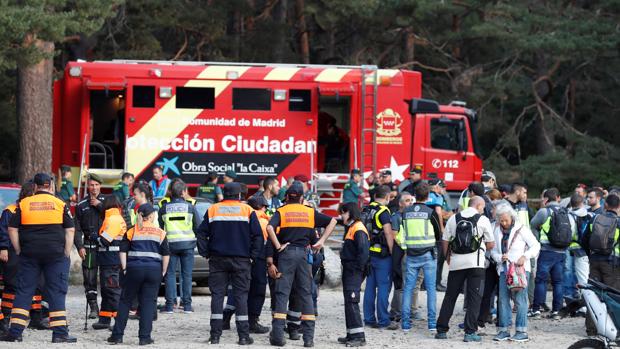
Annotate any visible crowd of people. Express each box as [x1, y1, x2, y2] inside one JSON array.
[[0, 165, 618, 347]]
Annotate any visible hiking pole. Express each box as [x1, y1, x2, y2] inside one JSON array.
[[83, 297, 88, 331]]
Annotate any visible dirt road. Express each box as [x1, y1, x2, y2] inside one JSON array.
[[10, 287, 586, 348]]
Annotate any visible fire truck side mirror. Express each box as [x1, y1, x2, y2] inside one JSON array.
[[409, 98, 439, 115]]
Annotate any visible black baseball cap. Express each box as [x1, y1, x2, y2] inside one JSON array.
[[223, 182, 241, 197], [286, 182, 304, 196], [381, 170, 392, 176], [137, 203, 157, 217], [410, 165, 423, 174], [428, 178, 441, 186], [33, 173, 52, 186], [248, 196, 269, 210]]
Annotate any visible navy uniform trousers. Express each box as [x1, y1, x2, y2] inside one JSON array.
[[111, 267, 161, 341], [209, 256, 252, 338], [271, 247, 315, 343], [8, 255, 70, 338], [342, 263, 365, 340]]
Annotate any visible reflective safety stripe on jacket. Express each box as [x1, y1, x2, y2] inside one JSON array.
[[367, 202, 390, 254], [162, 202, 195, 245], [514, 202, 530, 228], [401, 204, 435, 253], [98, 208, 127, 266], [126, 222, 167, 268]]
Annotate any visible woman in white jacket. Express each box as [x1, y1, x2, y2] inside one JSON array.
[[491, 203, 540, 342]]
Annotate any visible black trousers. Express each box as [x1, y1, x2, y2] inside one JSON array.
[[436, 242, 446, 287], [248, 257, 267, 319], [112, 267, 161, 340], [437, 268, 485, 334], [268, 259, 302, 331], [1, 250, 43, 320], [209, 256, 251, 338], [342, 263, 365, 340], [477, 265, 498, 326], [82, 244, 98, 303], [99, 265, 122, 323], [271, 247, 315, 343], [586, 260, 620, 335]]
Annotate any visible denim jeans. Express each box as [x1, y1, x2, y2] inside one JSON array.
[[564, 251, 590, 304], [498, 271, 529, 333], [165, 248, 194, 307], [401, 251, 437, 330], [363, 256, 392, 327], [533, 250, 565, 311]]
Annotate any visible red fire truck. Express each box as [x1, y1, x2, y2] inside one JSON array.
[[52, 60, 482, 209]]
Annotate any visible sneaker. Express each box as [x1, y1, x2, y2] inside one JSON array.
[[412, 312, 424, 321], [510, 332, 529, 342], [387, 322, 400, 331], [183, 306, 194, 314], [139, 338, 155, 346], [463, 333, 482, 342], [52, 335, 78, 343], [528, 310, 541, 318], [402, 328, 411, 333], [429, 328, 437, 333], [436, 284, 447, 292], [435, 332, 447, 340], [493, 331, 511, 341], [107, 336, 123, 345], [549, 311, 561, 320], [159, 306, 173, 314]]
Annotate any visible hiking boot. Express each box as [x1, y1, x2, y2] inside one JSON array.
[[222, 310, 233, 330], [208, 336, 220, 344], [493, 331, 511, 341], [238, 337, 254, 345], [288, 327, 301, 340], [387, 322, 400, 330], [338, 336, 349, 344], [510, 332, 529, 342], [269, 336, 286, 347], [0, 333, 22, 342], [52, 334, 78, 343], [107, 336, 123, 344], [139, 338, 155, 346], [88, 301, 99, 319], [249, 318, 270, 334], [346, 338, 366, 347], [92, 321, 112, 330], [435, 332, 447, 339], [304, 340, 314, 347], [464, 333, 481, 342]]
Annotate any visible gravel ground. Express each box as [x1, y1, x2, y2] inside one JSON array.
[[7, 286, 586, 348]]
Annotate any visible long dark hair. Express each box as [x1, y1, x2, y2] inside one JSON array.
[[339, 202, 362, 222], [102, 195, 122, 218], [133, 180, 154, 204]]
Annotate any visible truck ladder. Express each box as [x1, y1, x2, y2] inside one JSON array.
[[359, 65, 378, 175]]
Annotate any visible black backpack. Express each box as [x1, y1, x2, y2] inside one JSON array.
[[545, 206, 573, 248], [361, 203, 389, 256], [450, 213, 483, 254], [588, 212, 618, 255]]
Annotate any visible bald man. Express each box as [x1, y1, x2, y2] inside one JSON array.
[[435, 196, 495, 342]]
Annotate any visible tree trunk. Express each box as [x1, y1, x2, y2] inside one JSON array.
[[295, 0, 309, 64], [274, 0, 288, 62], [404, 27, 415, 63], [17, 36, 54, 183]]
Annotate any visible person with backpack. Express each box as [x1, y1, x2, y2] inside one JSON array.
[[582, 193, 620, 336], [435, 196, 495, 342], [361, 185, 395, 329], [564, 194, 590, 311], [530, 188, 576, 320], [399, 183, 442, 334]]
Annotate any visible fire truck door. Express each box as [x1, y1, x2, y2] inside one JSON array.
[[425, 114, 473, 189], [318, 83, 355, 173]]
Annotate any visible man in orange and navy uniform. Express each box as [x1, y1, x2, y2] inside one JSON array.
[[0, 173, 77, 343], [266, 182, 337, 347], [0, 181, 48, 332], [197, 182, 263, 345]]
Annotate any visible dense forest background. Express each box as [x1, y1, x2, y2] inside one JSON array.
[[0, 0, 619, 193]]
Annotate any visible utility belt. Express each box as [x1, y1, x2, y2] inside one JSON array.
[[98, 246, 120, 252], [406, 246, 435, 258], [369, 232, 389, 257]]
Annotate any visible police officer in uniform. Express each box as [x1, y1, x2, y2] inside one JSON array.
[[1, 173, 76, 343], [342, 169, 364, 205], [0, 181, 48, 331], [197, 182, 263, 345], [108, 204, 170, 345], [197, 171, 223, 202], [336, 203, 369, 347], [266, 182, 337, 347], [92, 196, 127, 330], [74, 173, 106, 319]]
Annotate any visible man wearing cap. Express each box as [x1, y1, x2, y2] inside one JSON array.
[[343, 169, 364, 205], [267, 182, 337, 347], [400, 167, 423, 196], [74, 173, 106, 319], [58, 165, 76, 204], [223, 170, 237, 184], [1, 173, 76, 343], [197, 171, 223, 203], [197, 182, 263, 345], [293, 174, 319, 208]]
